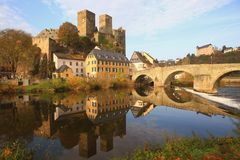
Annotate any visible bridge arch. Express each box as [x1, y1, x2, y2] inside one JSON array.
[[212, 70, 240, 91], [134, 74, 154, 87], [164, 70, 194, 87]]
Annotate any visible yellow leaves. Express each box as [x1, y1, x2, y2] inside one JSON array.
[[2, 147, 12, 158]]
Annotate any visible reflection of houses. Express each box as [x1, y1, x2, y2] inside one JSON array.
[[130, 100, 155, 118], [53, 95, 86, 120], [86, 92, 130, 121]]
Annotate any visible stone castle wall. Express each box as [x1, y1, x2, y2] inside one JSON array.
[[78, 10, 96, 38], [99, 14, 112, 34]]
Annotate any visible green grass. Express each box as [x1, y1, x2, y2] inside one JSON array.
[[24, 79, 69, 93], [0, 78, 132, 94], [113, 137, 240, 160]]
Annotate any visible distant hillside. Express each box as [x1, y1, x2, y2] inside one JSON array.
[[179, 51, 240, 65]]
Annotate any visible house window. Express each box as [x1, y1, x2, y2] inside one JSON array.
[[76, 62, 78, 66], [81, 62, 83, 66], [92, 67, 96, 72], [70, 62, 72, 66], [76, 68, 79, 73], [66, 74, 69, 77], [63, 61, 66, 65], [113, 62, 115, 65], [81, 68, 83, 73], [105, 68, 108, 72]]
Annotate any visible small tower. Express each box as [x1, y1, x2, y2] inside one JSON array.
[[77, 10, 95, 38], [113, 27, 126, 55], [99, 14, 112, 35]]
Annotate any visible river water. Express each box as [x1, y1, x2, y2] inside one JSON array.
[[0, 87, 239, 160]]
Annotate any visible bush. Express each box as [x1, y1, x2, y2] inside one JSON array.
[[0, 140, 33, 160]]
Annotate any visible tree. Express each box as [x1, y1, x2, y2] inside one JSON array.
[[58, 22, 79, 51], [0, 29, 32, 76], [79, 36, 96, 53], [31, 47, 41, 75], [39, 54, 48, 78]]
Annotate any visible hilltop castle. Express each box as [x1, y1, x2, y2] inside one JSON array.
[[32, 9, 126, 61], [77, 10, 126, 55]]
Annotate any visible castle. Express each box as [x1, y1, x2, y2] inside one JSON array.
[[77, 10, 126, 55], [32, 9, 126, 61]]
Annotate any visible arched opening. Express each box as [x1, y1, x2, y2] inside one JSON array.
[[135, 75, 154, 87], [164, 71, 194, 88], [213, 71, 240, 93], [134, 75, 154, 97]]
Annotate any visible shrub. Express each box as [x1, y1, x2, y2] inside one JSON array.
[[0, 140, 33, 160]]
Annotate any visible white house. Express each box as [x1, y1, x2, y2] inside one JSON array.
[[53, 53, 86, 76]]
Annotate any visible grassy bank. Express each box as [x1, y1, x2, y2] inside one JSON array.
[[0, 77, 133, 94], [113, 136, 240, 160]]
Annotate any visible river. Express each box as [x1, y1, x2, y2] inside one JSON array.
[[0, 87, 239, 160]]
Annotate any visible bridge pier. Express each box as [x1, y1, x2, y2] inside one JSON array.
[[193, 75, 216, 93]]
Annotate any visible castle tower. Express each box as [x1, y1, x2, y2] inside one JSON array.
[[113, 27, 126, 55], [99, 14, 112, 35], [77, 10, 95, 38]]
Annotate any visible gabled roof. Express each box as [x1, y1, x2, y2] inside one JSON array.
[[89, 49, 129, 62], [130, 51, 152, 65], [197, 44, 212, 49], [55, 65, 71, 73], [54, 53, 86, 61]]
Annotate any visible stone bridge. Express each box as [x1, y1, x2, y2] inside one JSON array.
[[132, 64, 240, 93]]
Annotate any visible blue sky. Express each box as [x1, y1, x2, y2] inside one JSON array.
[[0, 0, 240, 60]]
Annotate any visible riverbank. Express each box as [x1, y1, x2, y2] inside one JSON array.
[[113, 136, 240, 160], [0, 77, 133, 94]]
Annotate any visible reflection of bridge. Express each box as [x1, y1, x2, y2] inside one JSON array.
[[131, 87, 238, 118], [132, 64, 240, 93]]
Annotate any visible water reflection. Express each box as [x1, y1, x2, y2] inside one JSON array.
[[0, 87, 240, 159]]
